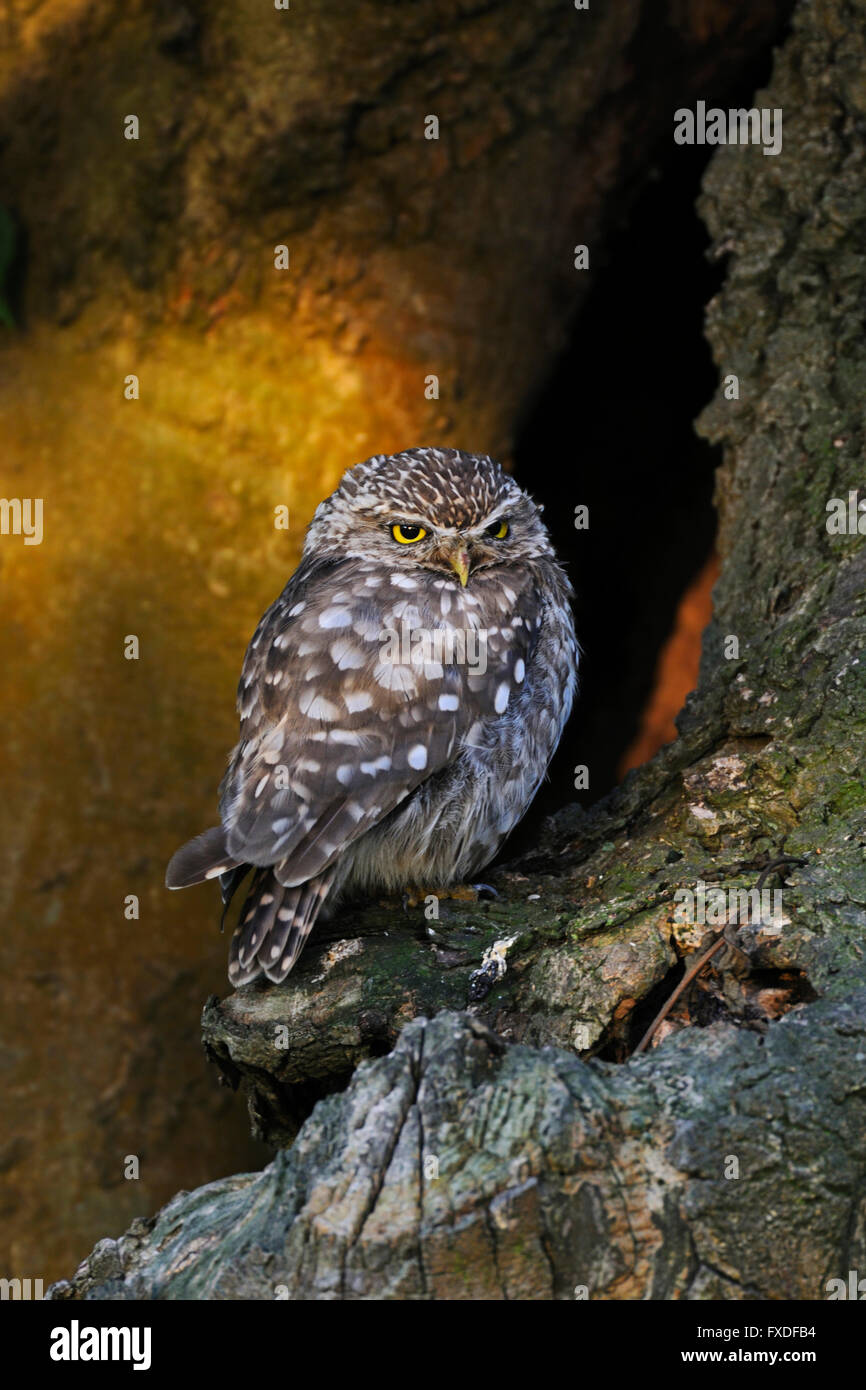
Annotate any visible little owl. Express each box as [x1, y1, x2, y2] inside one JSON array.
[[166, 447, 577, 985]]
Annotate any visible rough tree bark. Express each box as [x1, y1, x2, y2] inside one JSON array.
[[0, 0, 790, 1282], [48, 0, 866, 1300]]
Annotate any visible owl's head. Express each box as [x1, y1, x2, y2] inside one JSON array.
[[305, 446, 554, 586]]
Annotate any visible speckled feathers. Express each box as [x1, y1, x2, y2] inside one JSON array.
[[166, 447, 578, 986]]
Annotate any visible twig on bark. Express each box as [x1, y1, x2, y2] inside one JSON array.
[[632, 855, 807, 1055]]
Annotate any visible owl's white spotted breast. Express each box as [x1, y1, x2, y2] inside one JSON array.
[[341, 556, 577, 893]]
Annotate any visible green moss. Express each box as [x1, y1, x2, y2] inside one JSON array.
[[828, 782, 866, 815]]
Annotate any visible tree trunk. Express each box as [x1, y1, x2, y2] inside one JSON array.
[[0, 0, 791, 1282], [46, 0, 866, 1300]]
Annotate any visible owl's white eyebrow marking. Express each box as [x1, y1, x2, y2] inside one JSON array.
[[467, 506, 510, 533], [319, 607, 353, 629], [344, 690, 373, 713], [408, 744, 428, 770]]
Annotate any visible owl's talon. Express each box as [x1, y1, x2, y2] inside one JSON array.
[[472, 882, 499, 900]]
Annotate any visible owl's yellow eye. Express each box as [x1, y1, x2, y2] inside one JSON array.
[[486, 519, 509, 539], [391, 523, 427, 544]]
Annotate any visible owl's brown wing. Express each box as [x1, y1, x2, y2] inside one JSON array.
[[219, 556, 538, 886]]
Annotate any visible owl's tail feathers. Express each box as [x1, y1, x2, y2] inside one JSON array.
[[167, 828, 333, 985], [227, 867, 335, 988], [165, 825, 241, 889]]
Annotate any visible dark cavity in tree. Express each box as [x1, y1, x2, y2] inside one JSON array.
[[509, 43, 787, 849]]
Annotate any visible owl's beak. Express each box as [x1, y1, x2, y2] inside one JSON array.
[[446, 545, 471, 587]]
